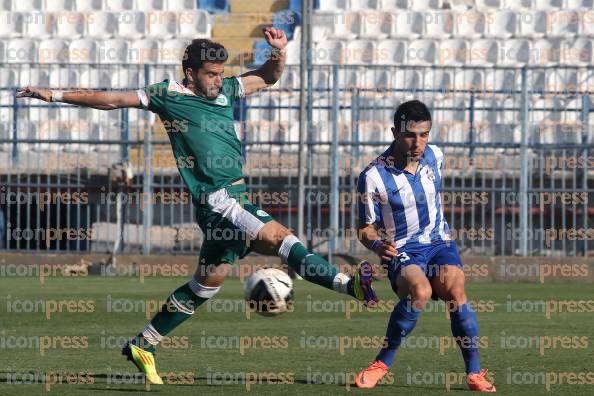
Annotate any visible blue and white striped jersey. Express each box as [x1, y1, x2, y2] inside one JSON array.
[[357, 143, 451, 249]]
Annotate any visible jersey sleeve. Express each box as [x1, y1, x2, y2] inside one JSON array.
[[137, 80, 169, 115], [357, 170, 381, 225], [221, 77, 245, 103]]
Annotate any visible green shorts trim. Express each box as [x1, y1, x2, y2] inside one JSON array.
[[196, 184, 274, 266]]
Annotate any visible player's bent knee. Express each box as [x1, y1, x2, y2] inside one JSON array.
[[412, 284, 432, 306], [447, 285, 467, 305], [189, 278, 221, 299]]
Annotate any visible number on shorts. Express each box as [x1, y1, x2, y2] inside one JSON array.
[[397, 252, 410, 263]]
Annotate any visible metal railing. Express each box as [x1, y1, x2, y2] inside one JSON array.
[[0, 64, 593, 257]]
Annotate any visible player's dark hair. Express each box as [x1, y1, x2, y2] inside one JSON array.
[[393, 100, 432, 133], [182, 39, 228, 80]]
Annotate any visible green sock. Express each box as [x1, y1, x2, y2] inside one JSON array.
[[281, 237, 350, 293], [133, 280, 212, 353]]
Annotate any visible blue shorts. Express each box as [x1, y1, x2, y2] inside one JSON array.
[[385, 241, 463, 296]]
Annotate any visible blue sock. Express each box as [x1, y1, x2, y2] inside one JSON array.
[[450, 303, 481, 374], [375, 299, 420, 367]]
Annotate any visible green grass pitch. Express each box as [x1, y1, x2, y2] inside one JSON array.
[[0, 274, 592, 395]]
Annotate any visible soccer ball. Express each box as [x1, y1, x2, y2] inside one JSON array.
[[244, 268, 294, 316]]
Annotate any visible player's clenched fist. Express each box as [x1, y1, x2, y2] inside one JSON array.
[[262, 27, 287, 50], [16, 86, 52, 102], [373, 240, 398, 262]]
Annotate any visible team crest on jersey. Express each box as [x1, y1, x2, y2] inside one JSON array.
[[425, 167, 436, 182], [214, 94, 228, 106]]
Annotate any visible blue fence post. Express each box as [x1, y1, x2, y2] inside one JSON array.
[[329, 64, 340, 264], [142, 64, 153, 255], [11, 91, 18, 162], [519, 66, 529, 256], [469, 93, 475, 157], [581, 94, 590, 257]]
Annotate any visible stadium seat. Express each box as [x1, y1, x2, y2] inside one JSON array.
[[475, 0, 502, 9], [88, 12, 117, 39], [310, 13, 334, 42], [393, 68, 422, 91], [117, 11, 146, 38], [504, 0, 533, 8], [110, 68, 141, 88], [422, 69, 454, 94], [75, 0, 103, 11], [275, 68, 298, 91], [336, 66, 360, 89], [178, 10, 211, 38], [390, 11, 423, 38], [167, 0, 195, 10], [499, 39, 531, 65], [137, 0, 166, 9], [423, 11, 454, 38], [469, 39, 498, 65], [405, 39, 437, 65], [358, 11, 391, 39], [104, 0, 135, 11], [146, 11, 177, 38], [129, 38, 160, 63], [562, 97, 583, 123], [49, 67, 79, 88], [318, 0, 348, 11], [38, 38, 69, 63], [437, 39, 468, 65], [11, 66, 47, 86], [534, 0, 563, 8], [284, 38, 300, 65], [160, 39, 190, 64], [328, 12, 360, 39], [22, 12, 52, 39], [79, 67, 110, 88], [68, 38, 98, 63], [518, 10, 547, 37], [44, 0, 75, 12], [454, 11, 485, 38], [454, 69, 485, 92], [99, 38, 128, 63], [409, 0, 443, 9], [313, 40, 346, 64], [198, 0, 229, 13], [547, 10, 579, 37], [546, 68, 579, 94], [273, 10, 300, 41], [484, 10, 517, 38], [582, 11, 594, 37], [378, 0, 409, 9], [11, 0, 43, 12], [53, 11, 85, 38], [484, 69, 519, 94], [344, 40, 376, 64], [0, 12, 23, 37], [530, 38, 562, 65], [567, 0, 593, 7], [563, 38, 593, 65], [472, 97, 499, 124], [350, 0, 380, 10], [376, 39, 406, 64], [288, 0, 320, 13]]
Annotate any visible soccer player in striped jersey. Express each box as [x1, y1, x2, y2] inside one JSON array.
[[354, 100, 495, 392]]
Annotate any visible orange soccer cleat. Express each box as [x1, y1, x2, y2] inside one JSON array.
[[467, 369, 496, 392], [355, 360, 389, 389]]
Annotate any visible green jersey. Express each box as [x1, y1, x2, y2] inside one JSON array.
[[138, 78, 245, 204]]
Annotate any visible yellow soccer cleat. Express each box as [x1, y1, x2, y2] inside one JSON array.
[[122, 343, 164, 385]]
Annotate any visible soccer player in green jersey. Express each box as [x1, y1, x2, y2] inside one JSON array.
[[18, 27, 377, 384]]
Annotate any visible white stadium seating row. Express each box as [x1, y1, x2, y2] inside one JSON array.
[[5, 36, 588, 67], [310, 38, 594, 66], [0, 0, 198, 12], [312, 10, 594, 41], [0, 10, 211, 40], [319, 0, 593, 11]]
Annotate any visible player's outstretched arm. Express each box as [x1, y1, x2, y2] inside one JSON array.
[[16, 86, 143, 110], [239, 27, 287, 96]]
